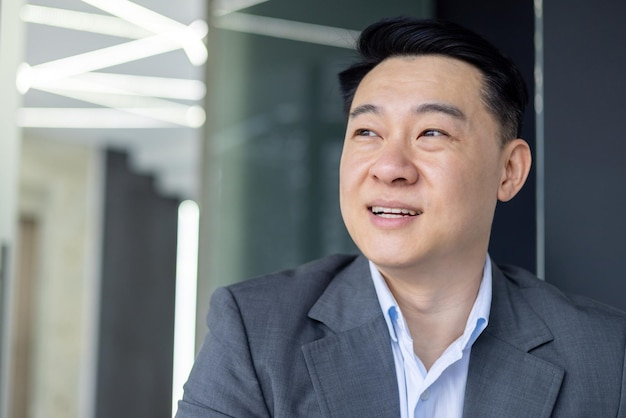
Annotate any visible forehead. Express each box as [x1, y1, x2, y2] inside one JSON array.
[[352, 55, 486, 111]]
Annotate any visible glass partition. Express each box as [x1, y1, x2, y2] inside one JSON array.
[[201, 0, 433, 293]]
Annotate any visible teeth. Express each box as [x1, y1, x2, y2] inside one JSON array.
[[371, 206, 418, 216]]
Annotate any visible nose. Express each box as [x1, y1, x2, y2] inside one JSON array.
[[369, 140, 419, 185]]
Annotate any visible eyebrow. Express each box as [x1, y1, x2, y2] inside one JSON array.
[[414, 102, 466, 120], [349, 104, 381, 119], [349, 102, 466, 120]]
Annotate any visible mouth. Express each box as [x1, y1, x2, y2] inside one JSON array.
[[370, 206, 422, 218]]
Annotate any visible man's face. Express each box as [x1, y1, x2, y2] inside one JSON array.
[[339, 55, 511, 277]]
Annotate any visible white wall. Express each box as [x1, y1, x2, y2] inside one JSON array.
[[18, 136, 102, 418]]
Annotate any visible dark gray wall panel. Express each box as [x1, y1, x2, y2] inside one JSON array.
[[96, 150, 179, 418], [544, 1, 626, 310]]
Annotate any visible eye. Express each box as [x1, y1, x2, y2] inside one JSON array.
[[421, 129, 446, 138], [354, 128, 379, 137]]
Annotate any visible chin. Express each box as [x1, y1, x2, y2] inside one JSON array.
[[361, 246, 421, 271]]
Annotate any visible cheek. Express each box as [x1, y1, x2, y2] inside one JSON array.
[[430, 155, 501, 212], [460, 164, 503, 226], [338, 166, 360, 240], [338, 153, 359, 210], [339, 150, 368, 190], [338, 156, 351, 198]]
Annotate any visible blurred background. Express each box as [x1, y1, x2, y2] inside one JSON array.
[[0, 0, 625, 417]]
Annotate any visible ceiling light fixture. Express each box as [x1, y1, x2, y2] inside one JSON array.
[[17, 107, 205, 129], [214, 12, 359, 49], [212, 0, 269, 17], [48, 72, 206, 101], [80, 0, 208, 65], [17, 25, 205, 94], [33, 82, 206, 127], [20, 4, 152, 39]]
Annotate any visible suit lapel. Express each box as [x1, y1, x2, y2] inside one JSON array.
[[464, 264, 564, 418], [302, 256, 400, 418], [301, 258, 565, 417]]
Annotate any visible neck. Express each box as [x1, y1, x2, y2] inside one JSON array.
[[378, 257, 486, 370]]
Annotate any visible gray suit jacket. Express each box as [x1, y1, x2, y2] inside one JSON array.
[[177, 254, 626, 417]]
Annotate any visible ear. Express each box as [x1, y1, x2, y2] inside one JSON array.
[[497, 139, 532, 202]]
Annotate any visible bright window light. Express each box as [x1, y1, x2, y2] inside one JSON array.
[[172, 200, 200, 417]]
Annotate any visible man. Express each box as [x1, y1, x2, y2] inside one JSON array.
[[177, 17, 626, 417]]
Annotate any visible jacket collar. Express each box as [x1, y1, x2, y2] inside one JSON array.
[[307, 255, 381, 332], [463, 262, 564, 417], [303, 255, 400, 417]]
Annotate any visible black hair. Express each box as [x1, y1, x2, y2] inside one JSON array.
[[338, 17, 528, 143]]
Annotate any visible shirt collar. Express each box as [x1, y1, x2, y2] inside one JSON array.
[[370, 256, 492, 349]]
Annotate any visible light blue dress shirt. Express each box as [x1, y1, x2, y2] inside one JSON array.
[[369, 257, 492, 418]]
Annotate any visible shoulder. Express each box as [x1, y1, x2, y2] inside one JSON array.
[[228, 253, 360, 295], [485, 265, 626, 417], [212, 254, 362, 318], [205, 254, 367, 367], [497, 263, 626, 332]]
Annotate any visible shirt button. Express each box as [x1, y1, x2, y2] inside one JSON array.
[[420, 389, 430, 401]]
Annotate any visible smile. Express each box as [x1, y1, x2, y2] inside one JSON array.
[[370, 206, 421, 218]]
